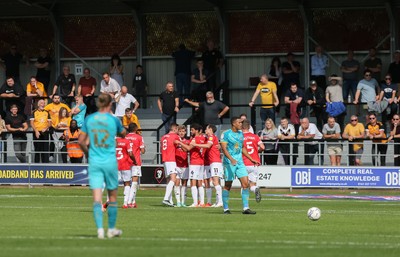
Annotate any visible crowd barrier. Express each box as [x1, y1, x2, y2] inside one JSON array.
[[1, 164, 399, 189]]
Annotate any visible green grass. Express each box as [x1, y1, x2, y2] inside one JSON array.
[[0, 187, 399, 257]]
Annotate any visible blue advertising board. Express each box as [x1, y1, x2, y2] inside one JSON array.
[[291, 167, 400, 188]]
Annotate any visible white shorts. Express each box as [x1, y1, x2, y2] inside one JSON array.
[[210, 162, 224, 178], [246, 166, 258, 183], [119, 170, 132, 182], [177, 167, 189, 180], [164, 162, 178, 177], [189, 165, 204, 180], [131, 166, 142, 177]]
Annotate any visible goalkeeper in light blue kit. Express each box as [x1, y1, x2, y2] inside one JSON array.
[[79, 93, 126, 239], [220, 116, 260, 214]]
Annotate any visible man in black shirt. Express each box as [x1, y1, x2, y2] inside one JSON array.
[[1, 45, 27, 84], [157, 81, 179, 134], [0, 76, 26, 117], [51, 65, 76, 106], [172, 44, 195, 103], [5, 104, 29, 163], [35, 48, 52, 93], [201, 39, 223, 92]]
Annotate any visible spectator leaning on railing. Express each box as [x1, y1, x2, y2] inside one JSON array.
[[4, 104, 28, 163], [388, 114, 400, 166]]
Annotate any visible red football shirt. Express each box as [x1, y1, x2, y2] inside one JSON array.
[[126, 132, 144, 166], [160, 132, 179, 162], [176, 138, 190, 168], [189, 135, 206, 165], [204, 134, 222, 165], [116, 137, 133, 170], [242, 131, 262, 166]]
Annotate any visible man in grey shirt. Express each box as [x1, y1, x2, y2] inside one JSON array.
[[322, 116, 342, 166], [184, 91, 229, 138], [354, 69, 381, 111]]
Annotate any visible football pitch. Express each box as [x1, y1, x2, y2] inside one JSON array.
[[0, 187, 399, 257]]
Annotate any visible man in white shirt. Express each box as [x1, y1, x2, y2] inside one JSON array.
[[115, 86, 139, 118], [297, 117, 323, 165], [100, 72, 121, 100]]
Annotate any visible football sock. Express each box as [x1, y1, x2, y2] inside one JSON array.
[[191, 186, 198, 205], [128, 182, 138, 204], [181, 186, 186, 204], [198, 186, 205, 205], [93, 201, 103, 229], [241, 188, 250, 210], [174, 186, 181, 204], [215, 185, 222, 204], [206, 187, 212, 204], [164, 181, 174, 201], [250, 185, 257, 193], [123, 186, 130, 205], [222, 189, 229, 210], [107, 201, 118, 229]]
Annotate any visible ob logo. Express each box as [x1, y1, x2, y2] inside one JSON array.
[[154, 168, 165, 184]]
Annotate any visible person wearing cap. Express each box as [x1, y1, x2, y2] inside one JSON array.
[[311, 45, 328, 92], [325, 74, 346, 132], [305, 80, 326, 131]]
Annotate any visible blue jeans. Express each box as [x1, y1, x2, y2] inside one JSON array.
[[162, 113, 176, 134], [342, 79, 358, 101], [260, 107, 275, 125]]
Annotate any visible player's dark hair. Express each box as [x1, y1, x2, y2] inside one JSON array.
[[191, 123, 202, 132], [206, 124, 217, 133], [128, 122, 138, 132], [230, 116, 240, 125]]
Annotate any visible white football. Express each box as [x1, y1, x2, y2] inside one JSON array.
[[307, 207, 321, 221]]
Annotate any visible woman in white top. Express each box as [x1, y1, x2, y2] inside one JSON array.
[[258, 118, 279, 165]]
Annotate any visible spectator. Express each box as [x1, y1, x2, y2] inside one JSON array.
[[132, 65, 148, 109], [184, 91, 229, 138], [56, 107, 71, 163], [249, 74, 279, 125], [0, 114, 6, 157], [342, 115, 365, 166], [77, 68, 96, 115], [30, 99, 51, 163], [388, 51, 400, 86], [311, 45, 328, 91], [191, 58, 208, 102], [44, 94, 71, 161], [0, 44, 27, 84], [268, 57, 283, 108], [34, 48, 51, 93], [4, 104, 28, 163], [284, 83, 305, 132], [201, 39, 224, 92], [388, 114, 400, 166], [297, 117, 323, 165], [365, 112, 387, 166], [0, 76, 26, 116], [71, 95, 87, 128], [282, 52, 301, 92], [122, 108, 141, 132], [277, 117, 297, 165], [109, 53, 124, 88], [51, 65, 76, 107], [115, 85, 139, 119], [379, 73, 397, 126], [25, 76, 47, 116], [325, 75, 346, 132], [354, 69, 381, 112], [172, 44, 195, 103], [258, 118, 279, 165], [100, 72, 120, 102], [322, 116, 342, 166], [158, 81, 179, 134], [364, 47, 382, 82], [341, 50, 360, 102], [305, 80, 326, 131], [62, 119, 83, 163]]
